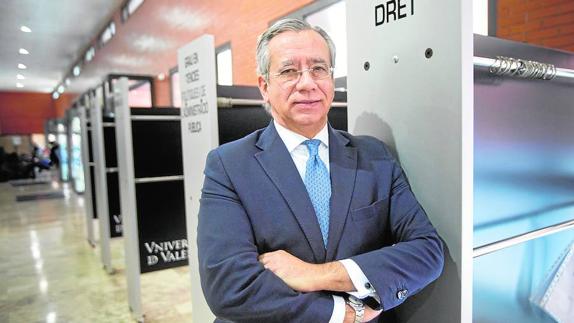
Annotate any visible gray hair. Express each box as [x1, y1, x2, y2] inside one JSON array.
[[256, 18, 336, 82]]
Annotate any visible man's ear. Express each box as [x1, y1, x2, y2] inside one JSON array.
[[257, 75, 269, 103]]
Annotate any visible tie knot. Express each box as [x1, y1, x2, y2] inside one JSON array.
[[304, 139, 321, 157]]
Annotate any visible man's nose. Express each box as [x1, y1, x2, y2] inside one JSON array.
[[295, 69, 317, 90]]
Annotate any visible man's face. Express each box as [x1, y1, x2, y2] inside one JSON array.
[[258, 30, 335, 138]]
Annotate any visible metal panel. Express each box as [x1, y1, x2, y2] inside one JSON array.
[[106, 172, 122, 238], [92, 86, 114, 273], [179, 35, 219, 323], [103, 123, 118, 168], [473, 35, 574, 323], [347, 1, 474, 321], [136, 180, 187, 273], [114, 78, 143, 321], [80, 105, 96, 247], [131, 108, 183, 179]]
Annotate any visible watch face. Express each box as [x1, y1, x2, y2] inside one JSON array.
[[348, 296, 362, 306], [350, 298, 361, 306]]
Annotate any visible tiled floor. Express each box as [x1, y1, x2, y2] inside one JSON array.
[[0, 175, 192, 322]]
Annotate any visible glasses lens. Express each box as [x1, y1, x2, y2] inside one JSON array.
[[311, 65, 331, 79], [277, 69, 299, 82]]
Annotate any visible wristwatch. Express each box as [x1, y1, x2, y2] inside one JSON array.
[[345, 295, 365, 323]]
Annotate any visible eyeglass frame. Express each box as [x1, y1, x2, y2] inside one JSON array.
[[267, 64, 335, 87]]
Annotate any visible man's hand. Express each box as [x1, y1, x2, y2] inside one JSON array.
[[258, 250, 320, 292], [260, 250, 382, 321], [364, 306, 383, 322], [344, 304, 383, 323], [258, 250, 355, 292]]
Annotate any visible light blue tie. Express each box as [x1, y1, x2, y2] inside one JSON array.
[[303, 139, 331, 247]]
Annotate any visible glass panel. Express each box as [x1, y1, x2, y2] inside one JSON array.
[[57, 133, 68, 181], [128, 80, 152, 107], [474, 234, 572, 322], [171, 71, 181, 108], [112, 78, 153, 108], [70, 117, 85, 193], [473, 0, 488, 36], [474, 36, 574, 322], [217, 48, 233, 85]]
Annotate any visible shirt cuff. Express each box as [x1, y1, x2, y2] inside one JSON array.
[[340, 259, 379, 299], [329, 295, 346, 323]]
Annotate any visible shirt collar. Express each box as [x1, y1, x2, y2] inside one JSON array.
[[274, 120, 329, 153]]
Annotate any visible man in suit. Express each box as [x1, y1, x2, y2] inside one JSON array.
[[198, 18, 444, 323]]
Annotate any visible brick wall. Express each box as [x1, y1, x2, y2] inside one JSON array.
[[153, 77, 172, 107], [129, 0, 314, 86], [0, 92, 56, 135], [497, 0, 574, 52], [0, 92, 75, 135], [54, 93, 75, 118]]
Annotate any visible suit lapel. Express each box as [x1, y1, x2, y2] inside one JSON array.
[[326, 127, 357, 261], [254, 123, 326, 262]]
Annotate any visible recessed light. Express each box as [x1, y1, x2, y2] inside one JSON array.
[[52, 92, 60, 99], [18, 63, 27, 69], [57, 85, 65, 93], [20, 26, 32, 33], [65, 78, 71, 86], [17, 74, 25, 80], [73, 65, 81, 76], [16, 83, 24, 88], [85, 47, 95, 62], [19, 48, 29, 55]]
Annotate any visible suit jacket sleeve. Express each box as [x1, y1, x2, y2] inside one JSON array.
[[350, 154, 444, 312], [198, 149, 334, 323]]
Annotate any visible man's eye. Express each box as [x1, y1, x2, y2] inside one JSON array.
[[280, 69, 298, 76], [312, 66, 328, 73]]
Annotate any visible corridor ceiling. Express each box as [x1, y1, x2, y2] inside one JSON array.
[[0, 0, 124, 94], [0, 0, 213, 97]]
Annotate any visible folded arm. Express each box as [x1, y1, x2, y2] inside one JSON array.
[[257, 157, 444, 313], [198, 150, 334, 322]]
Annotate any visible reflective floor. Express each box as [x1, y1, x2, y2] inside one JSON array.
[[0, 174, 192, 322]]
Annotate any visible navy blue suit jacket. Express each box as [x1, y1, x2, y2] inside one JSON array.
[[198, 122, 443, 323]]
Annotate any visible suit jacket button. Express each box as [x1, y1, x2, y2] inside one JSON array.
[[397, 289, 408, 300]]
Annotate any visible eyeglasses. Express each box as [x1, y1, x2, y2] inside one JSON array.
[[270, 64, 334, 85]]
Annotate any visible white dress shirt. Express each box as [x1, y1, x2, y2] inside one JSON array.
[[274, 121, 379, 322]]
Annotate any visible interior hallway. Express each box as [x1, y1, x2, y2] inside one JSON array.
[[0, 173, 193, 322]]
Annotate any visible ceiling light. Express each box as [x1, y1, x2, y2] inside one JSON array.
[[158, 73, 166, 81], [85, 47, 95, 62], [57, 85, 65, 93], [18, 63, 27, 69], [52, 92, 60, 99], [19, 48, 29, 55], [73, 65, 81, 76], [17, 74, 25, 80], [20, 26, 32, 33], [100, 22, 116, 45], [127, 0, 145, 16], [65, 78, 71, 86], [16, 83, 24, 88]]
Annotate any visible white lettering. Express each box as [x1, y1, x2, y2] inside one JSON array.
[[143, 239, 188, 254]]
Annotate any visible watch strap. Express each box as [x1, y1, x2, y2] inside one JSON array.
[[346, 295, 365, 323]]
